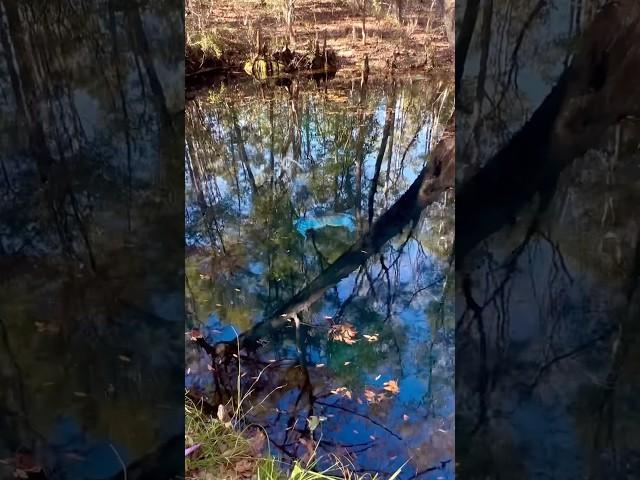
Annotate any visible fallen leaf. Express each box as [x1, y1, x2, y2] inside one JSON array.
[[217, 404, 232, 428], [331, 387, 352, 399], [328, 323, 357, 344], [364, 388, 378, 403], [247, 429, 266, 455], [185, 444, 202, 456], [383, 379, 400, 394]]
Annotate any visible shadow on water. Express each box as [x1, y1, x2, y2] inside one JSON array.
[[185, 73, 455, 478], [0, 2, 183, 479]]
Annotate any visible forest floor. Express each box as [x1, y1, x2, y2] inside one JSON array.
[[186, 0, 452, 79]]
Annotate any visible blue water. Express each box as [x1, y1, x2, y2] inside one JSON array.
[[294, 212, 357, 237]]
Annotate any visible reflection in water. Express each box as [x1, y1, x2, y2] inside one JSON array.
[[456, 0, 640, 478], [185, 75, 454, 478], [0, 2, 183, 479]]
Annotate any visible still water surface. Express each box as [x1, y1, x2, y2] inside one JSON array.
[[185, 75, 454, 479], [0, 2, 183, 478]]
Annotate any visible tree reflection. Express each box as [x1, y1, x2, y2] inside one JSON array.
[[186, 75, 454, 477], [456, 0, 640, 477], [0, 1, 183, 478]]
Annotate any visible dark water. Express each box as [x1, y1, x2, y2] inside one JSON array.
[[185, 75, 454, 479], [455, 1, 640, 478], [0, 2, 183, 479]]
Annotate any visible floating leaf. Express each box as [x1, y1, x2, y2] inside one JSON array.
[[331, 387, 352, 399], [328, 323, 357, 344], [383, 379, 400, 394], [364, 388, 378, 403]]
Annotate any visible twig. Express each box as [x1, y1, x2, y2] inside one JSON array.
[[109, 444, 127, 480]]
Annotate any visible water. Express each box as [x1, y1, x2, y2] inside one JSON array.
[[0, 3, 183, 478], [185, 74, 454, 478]]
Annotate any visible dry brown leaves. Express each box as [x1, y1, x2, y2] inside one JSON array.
[[363, 380, 400, 404], [363, 387, 387, 404], [383, 379, 400, 394], [328, 323, 357, 344]]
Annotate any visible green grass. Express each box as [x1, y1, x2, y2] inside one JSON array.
[[185, 395, 407, 479], [185, 330, 406, 479], [185, 397, 254, 475]]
